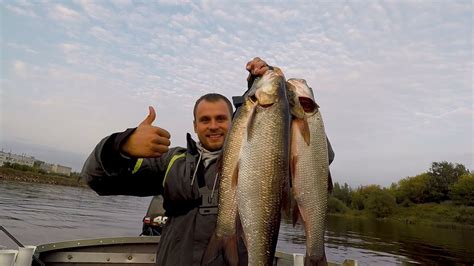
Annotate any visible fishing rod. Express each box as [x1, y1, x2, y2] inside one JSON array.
[[0, 225, 45, 266]]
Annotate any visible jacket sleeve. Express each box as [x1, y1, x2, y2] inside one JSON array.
[[81, 128, 170, 197]]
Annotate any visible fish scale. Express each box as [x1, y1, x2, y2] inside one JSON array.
[[202, 94, 256, 266], [237, 71, 290, 265], [215, 97, 255, 236], [289, 78, 329, 265]]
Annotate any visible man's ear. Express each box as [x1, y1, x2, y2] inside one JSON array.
[[193, 120, 197, 133]]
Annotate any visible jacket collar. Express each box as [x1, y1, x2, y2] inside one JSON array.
[[186, 133, 199, 155]]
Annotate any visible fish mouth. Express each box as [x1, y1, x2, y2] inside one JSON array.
[[249, 94, 275, 108], [299, 97, 318, 113], [260, 103, 274, 108]]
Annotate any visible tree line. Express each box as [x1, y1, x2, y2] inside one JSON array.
[[329, 161, 473, 218]]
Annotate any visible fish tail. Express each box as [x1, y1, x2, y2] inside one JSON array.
[[304, 253, 328, 266]]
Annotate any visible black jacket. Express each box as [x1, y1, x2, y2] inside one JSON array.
[[81, 131, 247, 265]]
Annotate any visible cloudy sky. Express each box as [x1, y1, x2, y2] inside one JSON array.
[[1, 0, 472, 187]]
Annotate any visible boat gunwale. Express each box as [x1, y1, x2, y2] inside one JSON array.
[[35, 236, 160, 253]]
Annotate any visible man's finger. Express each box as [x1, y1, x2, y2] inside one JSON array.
[[151, 135, 171, 147], [154, 127, 171, 139], [246, 57, 261, 70], [151, 144, 169, 154], [140, 106, 156, 126]]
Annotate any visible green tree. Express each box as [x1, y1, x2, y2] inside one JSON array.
[[365, 190, 396, 218], [328, 196, 349, 213], [332, 182, 352, 207], [396, 173, 429, 204], [426, 161, 469, 202], [351, 185, 381, 210], [450, 173, 474, 206]]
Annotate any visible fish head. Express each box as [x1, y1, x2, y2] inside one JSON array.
[[286, 78, 319, 114], [286, 81, 305, 119], [249, 70, 285, 108]]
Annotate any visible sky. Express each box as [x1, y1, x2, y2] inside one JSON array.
[[0, 0, 472, 187]]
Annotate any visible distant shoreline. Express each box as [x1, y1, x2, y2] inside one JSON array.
[[0, 167, 87, 187]]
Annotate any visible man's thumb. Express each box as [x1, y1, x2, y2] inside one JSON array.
[[140, 106, 156, 126]]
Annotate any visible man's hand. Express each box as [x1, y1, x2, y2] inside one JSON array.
[[246, 57, 270, 77], [121, 106, 171, 158]]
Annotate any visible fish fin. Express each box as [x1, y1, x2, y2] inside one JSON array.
[[304, 253, 327, 266], [327, 170, 333, 194], [202, 233, 239, 266], [231, 161, 239, 189], [293, 201, 306, 228], [246, 102, 257, 142], [290, 155, 298, 225], [290, 155, 297, 187], [297, 117, 311, 145], [236, 212, 247, 249], [292, 202, 298, 227], [201, 233, 222, 265], [222, 234, 239, 266]]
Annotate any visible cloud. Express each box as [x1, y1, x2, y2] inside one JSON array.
[[74, 0, 117, 25], [13, 60, 27, 77], [5, 4, 37, 17], [6, 42, 38, 54], [49, 4, 84, 22], [58, 43, 82, 54]]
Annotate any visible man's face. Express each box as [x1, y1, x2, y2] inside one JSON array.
[[193, 99, 232, 151]]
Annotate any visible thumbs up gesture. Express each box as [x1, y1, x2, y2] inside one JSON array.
[[121, 106, 171, 158]]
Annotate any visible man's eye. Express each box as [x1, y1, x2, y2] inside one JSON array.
[[217, 116, 227, 122]]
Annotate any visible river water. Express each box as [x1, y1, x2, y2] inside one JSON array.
[[1, 180, 473, 265]]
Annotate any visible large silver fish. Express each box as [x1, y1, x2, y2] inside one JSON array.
[[236, 70, 291, 265], [202, 95, 256, 265], [287, 78, 329, 266]]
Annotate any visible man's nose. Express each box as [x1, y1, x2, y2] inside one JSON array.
[[209, 119, 219, 130]]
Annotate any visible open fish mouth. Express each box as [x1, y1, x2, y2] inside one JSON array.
[[299, 97, 318, 113]]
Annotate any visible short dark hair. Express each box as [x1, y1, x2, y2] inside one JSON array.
[[193, 93, 233, 119]]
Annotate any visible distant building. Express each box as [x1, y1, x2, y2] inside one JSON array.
[[0, 151, 35, 167], [40, 163, 72, 176], [0, 150, 72, 176]]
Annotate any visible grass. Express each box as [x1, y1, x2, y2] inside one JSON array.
[[329, 202, 474, 230]]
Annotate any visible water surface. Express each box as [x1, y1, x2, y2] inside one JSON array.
[[1, 180, 473, 265]]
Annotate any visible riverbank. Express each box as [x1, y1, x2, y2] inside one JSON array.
[[0, 167, 87, 187], [329, 202, 474, 230]]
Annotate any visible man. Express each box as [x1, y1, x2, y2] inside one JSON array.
[[82, 58, 269, 265]]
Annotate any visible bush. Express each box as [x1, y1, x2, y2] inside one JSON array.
[[351, 185, 381, 210], [328, 196, 349, 213], [351, 192, 364, 210], [454, 206, 474, 225], [450, 173, 474, 206], [332, 182, 353, 207], [400, 198, 414, 207], [365, 190, 396, 218]]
